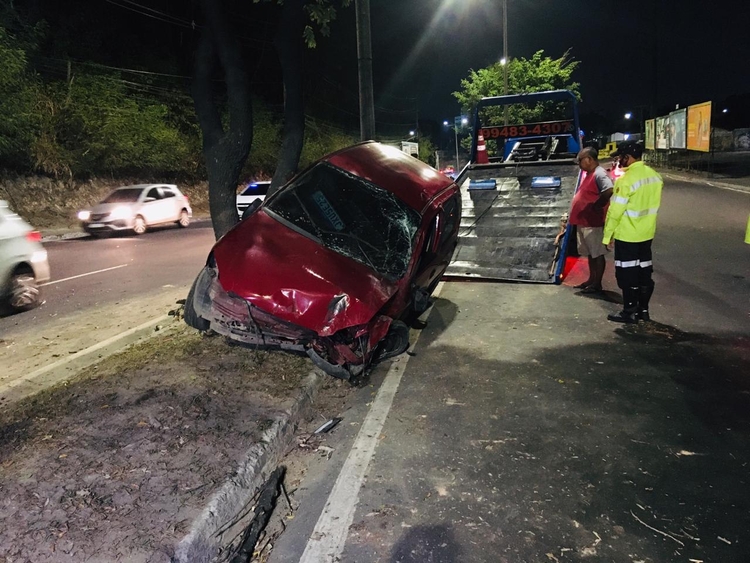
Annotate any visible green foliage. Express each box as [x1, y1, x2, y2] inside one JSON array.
[[52, 74, 197, 176], [241, 110, 358, 181], [0, 26, 44, 171], [252, 0, 351, 48], [453, 50, 581, 126], [417, 136, 436, 166], [0, 22, 200, 179], [0, 0, 359, 183]]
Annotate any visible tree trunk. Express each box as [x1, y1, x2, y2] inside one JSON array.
[[192, 0, 253, 240], [268, 0, 306, 198]]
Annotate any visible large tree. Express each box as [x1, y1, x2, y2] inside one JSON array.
[[193, 0, 350, 240], [453, 49, 581, 126]]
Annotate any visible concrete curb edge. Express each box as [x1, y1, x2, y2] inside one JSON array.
[[172, 369, 325, 563], [1, 315, 175, 404], [660, 171, 750, 194]]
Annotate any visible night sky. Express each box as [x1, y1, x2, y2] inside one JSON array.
[[14, 0, 750, 135], [317, 0, 750, 129]]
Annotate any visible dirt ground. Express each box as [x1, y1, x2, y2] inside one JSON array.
[[0, 323, 353, 563], [0, 288, 190, 394]]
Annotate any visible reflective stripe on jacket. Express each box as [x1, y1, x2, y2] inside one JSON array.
[[603, 161, 663, 243]]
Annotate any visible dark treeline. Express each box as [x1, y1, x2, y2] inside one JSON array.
[[0, 0, 361, 182]]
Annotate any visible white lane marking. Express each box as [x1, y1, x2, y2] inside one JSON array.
[[300, 282, 445, 563], [40, 264, 128, 286], [0, 314, 170, 393]]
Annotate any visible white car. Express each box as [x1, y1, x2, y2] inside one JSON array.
[[78, 184, 192, 236], [0, 201, 50, 313], [236, 181, 271, 218]]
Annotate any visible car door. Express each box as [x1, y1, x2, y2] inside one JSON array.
[[140, 187, 165, 224], [434, 194, 460, 265], [412, 194, 460, 292], [159, 186, 180, 221]]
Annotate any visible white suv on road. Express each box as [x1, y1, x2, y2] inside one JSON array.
[[0, 201, 50, 314]]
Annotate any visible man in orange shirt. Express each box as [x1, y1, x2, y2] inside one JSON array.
[[569, 146, 614, 293]]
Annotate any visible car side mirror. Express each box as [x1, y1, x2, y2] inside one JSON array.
[[144, 197, 156, 202], [241, 198, 262, 220]]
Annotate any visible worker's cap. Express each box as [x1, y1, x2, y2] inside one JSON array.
[[611, 141, 643, 159]]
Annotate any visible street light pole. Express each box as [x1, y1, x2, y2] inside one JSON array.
[[355, 0, 375, 141], [502, 0, 509, 125], [455, 126, 460, 171]]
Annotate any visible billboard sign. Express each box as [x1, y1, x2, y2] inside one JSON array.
[[656, 116, 668, 150], [668, 109, 687, 149], [687, 101, 712, 152], [645, 119, 655, 150], [401, 141, 419, 156]]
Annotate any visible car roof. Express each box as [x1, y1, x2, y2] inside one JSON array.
[[322, 142, 455, 213], [113, 184, 178, 191]]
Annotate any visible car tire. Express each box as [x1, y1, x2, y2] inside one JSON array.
[[5, 267, 41, 314], [133, 215, 147, 235], [177, 209, 190, 228], [373, 320, 410, 363], [184, 275, 210, 331]]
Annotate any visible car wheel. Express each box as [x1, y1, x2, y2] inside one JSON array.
[[178, 209, 190, 228], [133, 215, 147, 235], [373, 320, 410, 363], [6, 268, 41, 313], [184, 274, 210, 331]]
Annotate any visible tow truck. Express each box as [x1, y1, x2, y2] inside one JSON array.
[[446, 90, 583, 283]]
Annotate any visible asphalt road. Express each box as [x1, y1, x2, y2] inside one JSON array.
[[0, 220, 216, 339], [270, 176, 750, 563], [655, 178, 749, 333]]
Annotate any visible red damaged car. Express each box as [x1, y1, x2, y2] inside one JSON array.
[[185, 142, 461, 380]]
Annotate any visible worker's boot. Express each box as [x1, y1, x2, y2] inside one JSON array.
[[608, 287, 639, 324], [637, 283, 654, 322]]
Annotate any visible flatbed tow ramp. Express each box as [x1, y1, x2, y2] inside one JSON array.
[[446, 90, 583, 283]]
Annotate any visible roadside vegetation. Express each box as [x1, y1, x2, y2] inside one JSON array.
[[0, 5, 358, 229]]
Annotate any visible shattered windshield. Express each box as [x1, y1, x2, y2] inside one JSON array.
[[265, 163, 421, 279]]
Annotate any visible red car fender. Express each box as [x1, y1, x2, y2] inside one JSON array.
[[366, 315, 393, 351]]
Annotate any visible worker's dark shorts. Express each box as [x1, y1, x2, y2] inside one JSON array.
[[614, 239, 654, 289]]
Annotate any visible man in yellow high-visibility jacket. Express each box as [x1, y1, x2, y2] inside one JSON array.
[[602, 141, 663, 323]]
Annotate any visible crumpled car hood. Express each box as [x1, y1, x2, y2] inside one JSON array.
[[212, 210, 400, 336]]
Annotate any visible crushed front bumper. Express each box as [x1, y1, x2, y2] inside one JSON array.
[[190, 267, 390, 379]]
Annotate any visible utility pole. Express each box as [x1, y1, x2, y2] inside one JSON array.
[[355, 0, 376, 141], [502, 0, 509, 125], [454, 126, 460, 171]]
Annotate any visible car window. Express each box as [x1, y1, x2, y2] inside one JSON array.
[[161, 187, 176, 198], [265, 163, 420, 279], [102, 188, 143, 203], [146, 188, 161, 200], [241, 182, 271, 196]]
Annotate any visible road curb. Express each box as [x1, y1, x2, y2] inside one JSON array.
[[172, 369, 325, 563]]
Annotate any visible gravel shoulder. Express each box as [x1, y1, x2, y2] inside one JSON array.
[[0, 323, 353, 562]]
